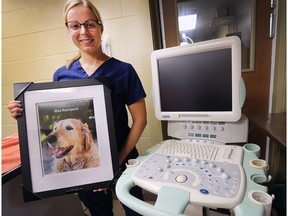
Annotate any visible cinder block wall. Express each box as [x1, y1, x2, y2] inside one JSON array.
[[2, 0, 162, 155]]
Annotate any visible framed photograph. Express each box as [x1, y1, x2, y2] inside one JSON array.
[[15, 79, 119, 201]]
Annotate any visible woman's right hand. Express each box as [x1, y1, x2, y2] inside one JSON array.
[[7, 100, 23, 119]]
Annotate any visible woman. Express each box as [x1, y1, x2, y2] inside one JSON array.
[[8, 0, 147, 215]]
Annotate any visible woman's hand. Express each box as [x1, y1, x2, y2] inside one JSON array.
[[7, 100, 23, 119]]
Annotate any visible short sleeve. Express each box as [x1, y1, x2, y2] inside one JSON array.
[[125, 64, 146, 105]]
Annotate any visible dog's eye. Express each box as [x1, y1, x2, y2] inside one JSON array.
[[66, 126, 73, 131]]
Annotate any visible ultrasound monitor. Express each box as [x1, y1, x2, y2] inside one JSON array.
[[151, 36, 242, 122]]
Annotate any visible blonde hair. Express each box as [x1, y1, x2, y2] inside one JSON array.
[[63, 0, 103, 68]]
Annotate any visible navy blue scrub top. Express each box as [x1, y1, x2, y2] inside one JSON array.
[[53, 58, 146, 151]]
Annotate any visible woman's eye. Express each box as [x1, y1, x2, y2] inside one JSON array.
[[69, 23, 80, 29], [87, 23, 96, 28]]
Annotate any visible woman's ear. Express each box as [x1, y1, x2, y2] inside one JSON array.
[[100, 23, 104, 33]]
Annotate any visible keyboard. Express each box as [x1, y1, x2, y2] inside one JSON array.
[[156, 139, 243, 164], [158, 139, 219, 160], [132, 139, 246, 209]]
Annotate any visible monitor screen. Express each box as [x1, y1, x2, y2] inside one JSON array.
[[151, 36, 241, 122]]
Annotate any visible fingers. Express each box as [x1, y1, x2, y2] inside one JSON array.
[[7, 100, 23, 119]]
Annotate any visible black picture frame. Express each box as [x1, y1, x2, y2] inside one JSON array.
[[15, 78, 119, 201]]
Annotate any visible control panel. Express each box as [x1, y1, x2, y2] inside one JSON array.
[[168, 115, 248, 143], [132, 139, 246, 209], [116, 142, 272, 216]]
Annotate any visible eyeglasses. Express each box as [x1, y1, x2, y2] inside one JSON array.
[[65, 19, 102, 32]]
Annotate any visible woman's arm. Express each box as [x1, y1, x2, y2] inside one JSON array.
[[118, 98, 147, 165]]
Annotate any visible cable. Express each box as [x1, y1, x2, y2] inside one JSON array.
[[181, 33, 194, 44]]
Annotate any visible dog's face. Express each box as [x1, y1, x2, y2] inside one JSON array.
[[46, 118, 93, 159]]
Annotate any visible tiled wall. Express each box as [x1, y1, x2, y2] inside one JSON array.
[[2, 0, 163, 154]]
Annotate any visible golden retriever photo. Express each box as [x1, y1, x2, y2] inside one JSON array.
[[45, 118, 100, 173]]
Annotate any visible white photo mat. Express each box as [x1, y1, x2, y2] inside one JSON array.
[[24, 85, 114, 193]]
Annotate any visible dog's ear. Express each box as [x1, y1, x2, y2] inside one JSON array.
[[52, 121, 58, 130], [82, 123, 93, 151]]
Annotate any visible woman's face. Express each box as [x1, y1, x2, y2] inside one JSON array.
[[66, 5, 102, 55]]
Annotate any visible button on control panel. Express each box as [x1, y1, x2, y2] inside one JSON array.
[[181, 121, 226, 140]]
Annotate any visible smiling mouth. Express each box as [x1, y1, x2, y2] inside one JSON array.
[[53, 145, 74, 159], [80, 39, 94, 43]]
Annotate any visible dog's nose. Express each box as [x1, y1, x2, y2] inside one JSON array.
[[47, 135, 57, 144]]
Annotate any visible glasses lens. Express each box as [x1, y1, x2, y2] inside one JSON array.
[[67, 22, 80, 31], [85, 20, 98, 29]]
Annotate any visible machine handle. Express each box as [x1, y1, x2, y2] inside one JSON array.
[[116, 173, 189, 216]]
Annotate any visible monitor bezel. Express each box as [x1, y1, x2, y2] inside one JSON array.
[[151, 36, 242, 122]]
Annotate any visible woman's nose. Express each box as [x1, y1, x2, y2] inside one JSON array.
[[79, 25, 88, 33]]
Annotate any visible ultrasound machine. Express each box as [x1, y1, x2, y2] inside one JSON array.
[[116, 36, 274, 216]]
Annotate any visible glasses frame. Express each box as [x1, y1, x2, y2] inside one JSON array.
[[65, 19, 102, 32]]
